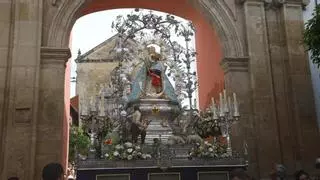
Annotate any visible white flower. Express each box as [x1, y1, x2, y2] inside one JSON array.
[[104, 153, 109, 158], [208, 148, 213, 152], [142, 154, 147, 159], [113, 151, 119, 157], [137, 152, 142, 157], [127, 148, 133, 154], [124, 142, 133, 148], [127, 155, 133, 160], [135, 145, 141, 151], [115, 144, 122, 150], [132, 151, 137, 157], [146, 154, 152, 159]]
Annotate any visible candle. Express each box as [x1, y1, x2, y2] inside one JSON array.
[[211, 97, 215, 106], [99, 93, 105, 116], [228, 96, 231, 112], [233, 93, 240, 117], [224, 89, 229, 113], [90, 96, 96, 112], [219, 93, 224, 117], [211, 97, 218, 120]]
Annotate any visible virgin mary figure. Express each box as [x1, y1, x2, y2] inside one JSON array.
[[126, 45, 178, 105]]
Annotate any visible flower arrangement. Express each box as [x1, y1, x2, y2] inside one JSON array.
[[104, 142, 152, 160], [188, 139, 230, 159], [69, 126, 91, 163]]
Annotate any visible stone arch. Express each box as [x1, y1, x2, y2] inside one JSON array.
[[46, 0, 245, 58]]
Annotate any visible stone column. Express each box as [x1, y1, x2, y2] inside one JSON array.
[[0, 0, 43, 179], [220, 57, 258, 176], [35, 47, 70, 180], [244, 1, 283, 178], [242, 0, 320, 177], [263, 0, 297, 174], [281, 2, 320, 173], [0, 0, 13, 177]]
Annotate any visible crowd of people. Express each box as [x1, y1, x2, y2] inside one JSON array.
[[5, 159, 320, 180], [230, 164, 319, 180]]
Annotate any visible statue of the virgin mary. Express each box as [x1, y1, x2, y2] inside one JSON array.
[[126, 45, 178, 105]]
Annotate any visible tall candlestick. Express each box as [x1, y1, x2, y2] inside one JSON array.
[[219, 93, 224, 117], [233, 93, 240, 117]]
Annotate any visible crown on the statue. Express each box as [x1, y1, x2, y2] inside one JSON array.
[[148, 46, 161, 60]]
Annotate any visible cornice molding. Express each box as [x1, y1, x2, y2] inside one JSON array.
[[220, 57, 249, 73], [239, 0, 307, 8], [40, 47, 71, 65]]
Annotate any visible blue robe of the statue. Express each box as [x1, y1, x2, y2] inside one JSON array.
[[126, 62, 179, 105]]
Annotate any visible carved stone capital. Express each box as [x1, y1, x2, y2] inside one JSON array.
[[40, 47, 71, 66], [235, 0, 246, 5], [264, 0, 286, 9], [302, 0, 310, 10], [220, 57, 249, 73]]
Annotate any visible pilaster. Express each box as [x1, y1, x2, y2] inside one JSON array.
[[0, 0, 13, 177], [244, 1, 282, 178], [35, 47, 70, 180], [1, 0, 43, 179], [281, 3, 320, 173], [220, 57, 258, 176]]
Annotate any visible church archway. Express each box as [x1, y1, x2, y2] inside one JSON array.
[[44, 0, 245, 110], [40, 0, 247, 179]]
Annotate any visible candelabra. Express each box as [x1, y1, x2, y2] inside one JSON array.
[[210, 89, 240, 156]]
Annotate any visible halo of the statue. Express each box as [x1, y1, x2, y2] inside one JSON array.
[[111, 9, 195, 61], [138, 34, 179, 64]]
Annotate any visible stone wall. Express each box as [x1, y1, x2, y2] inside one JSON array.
[[76, 61, 118, 116]]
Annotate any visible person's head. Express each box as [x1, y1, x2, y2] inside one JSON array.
[[295, 170, 310, 180], [8, 177, 19, 180], [270, 164, 286, 180], [42, 163, 64, 180], [230, 168, 250, 180], [316, 157, 320, 169]]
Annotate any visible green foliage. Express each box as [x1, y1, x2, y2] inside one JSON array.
[[69, 126, 90, 162], [304, 5, 320, 67]]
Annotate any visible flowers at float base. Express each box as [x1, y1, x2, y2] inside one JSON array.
[[188, 138, 230, 159], [104, 141, 152, 160]]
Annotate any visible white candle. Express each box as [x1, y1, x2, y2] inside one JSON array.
[[211, 97, 218, 120], [99, 93, 105, 116], [228, 96, 231, 112], [90, 96, 96, 112], [223, 89, 229, 113], [219, 93, 224, 117], [211, 97, 215, 106], [233, 93, 240, 117]]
